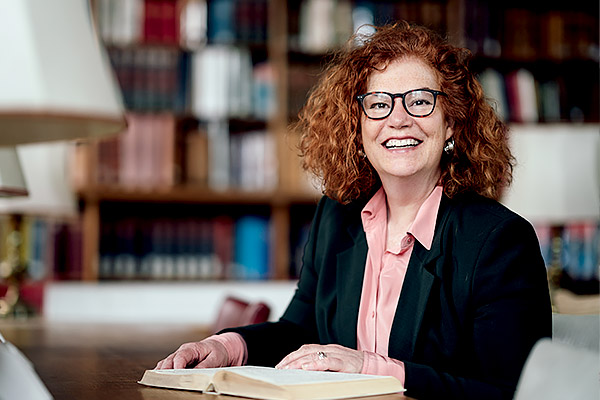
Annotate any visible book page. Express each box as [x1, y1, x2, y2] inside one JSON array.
[[222, 366, 390, 386], [215, 366, 405, 400]]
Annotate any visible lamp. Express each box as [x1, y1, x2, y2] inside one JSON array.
[[0, 0, 126, 145], [0, 148, 28, 317], [502, 125, 600, 223], [0, 0, 127, 318], [0, 148, 28, 198], [501, 124, 600, 300]]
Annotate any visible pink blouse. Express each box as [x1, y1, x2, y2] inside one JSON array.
[[358, 186, 442, 385]]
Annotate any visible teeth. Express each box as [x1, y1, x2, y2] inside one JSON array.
[[384, 138, 421, 149]]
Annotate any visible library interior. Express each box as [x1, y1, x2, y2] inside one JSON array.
[[0, 1, 598, 399]]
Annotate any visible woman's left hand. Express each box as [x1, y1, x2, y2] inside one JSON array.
[[275, 344, 364, 373]]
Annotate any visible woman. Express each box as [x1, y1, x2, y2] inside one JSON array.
[[156, 22, 552, 399]]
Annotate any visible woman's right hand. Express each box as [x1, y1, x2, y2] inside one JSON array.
[[154, 338, 229, 369]]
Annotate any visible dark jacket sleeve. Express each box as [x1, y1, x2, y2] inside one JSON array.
[[402, 208, 552, 400], [220, 197, 329, 366]]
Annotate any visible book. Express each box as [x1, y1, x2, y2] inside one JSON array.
[[138, 366, 405, 400], [234, 215, 270, 279]]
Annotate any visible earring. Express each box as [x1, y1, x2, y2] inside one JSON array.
[[358, 149, 367, 159], [443, 138, 455, 155]]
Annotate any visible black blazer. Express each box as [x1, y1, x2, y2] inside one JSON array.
[[227, 192, 552, 400]]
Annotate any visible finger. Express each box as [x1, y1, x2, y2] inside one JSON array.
[[155, 353, 175, 370], [276, 345, 325, 370], [280, 351, 330, 371], [275, 345, 314, 369], [301, 353, 344, 372], [174, 344, 209, 369], [195, 352, 223, 369], [172, 352, 193, 369]]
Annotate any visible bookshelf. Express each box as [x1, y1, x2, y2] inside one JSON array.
[[68, 0, 597, 285], [72, 0, 320, 282]]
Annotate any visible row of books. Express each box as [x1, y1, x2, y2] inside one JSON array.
[[107, 45, 276, 119], [290, 0, 449, 54], [477, 68, 596, 123], [0, 211, 312, 284], [190, 46, 276, 121], [86, 113, 278, 192], [0, 215, 83, 282], [94, 113, 182, 188], [98, 215, 271, 280], [95, 0, 268, 48], [535, 222, 600, 282], [107, 46, 187, 112], [464, 2, 598, 61], [185, 123, 278, 191], [499, 7, 597, 62], [291, 0, 598, 61]]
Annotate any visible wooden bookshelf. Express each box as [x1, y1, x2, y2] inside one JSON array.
[[69, 0, 598, 284]]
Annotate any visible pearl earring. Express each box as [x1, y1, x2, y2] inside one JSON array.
[[443, 138, 455, 155]]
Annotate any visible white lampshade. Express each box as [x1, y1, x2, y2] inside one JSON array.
[[501, 124, 600, 224], [0, 143, 75, 215], [0, 147, 28, 197], [0, 0, 126, 145]]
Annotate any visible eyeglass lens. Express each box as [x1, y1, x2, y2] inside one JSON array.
[[361, 90, 437, 118]]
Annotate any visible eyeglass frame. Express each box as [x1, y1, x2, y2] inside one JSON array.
[[356, 88, 448, 119]]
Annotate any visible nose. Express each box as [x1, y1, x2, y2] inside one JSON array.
[[387, 98, 412, 128]]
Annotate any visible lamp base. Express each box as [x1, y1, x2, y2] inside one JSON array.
[[0, 285, 35, 319]]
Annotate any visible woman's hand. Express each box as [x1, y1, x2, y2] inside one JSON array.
[[155, 338, 229, 370], [275, 344, 364, 373]]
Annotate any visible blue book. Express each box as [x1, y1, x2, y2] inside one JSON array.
[[207, 0, 235, 44], [233, 216, 270, 279]]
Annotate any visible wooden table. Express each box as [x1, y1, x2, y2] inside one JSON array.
[[0, 320, 410, 400]]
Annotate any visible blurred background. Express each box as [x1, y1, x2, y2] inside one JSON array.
[[0, 0, 598, 324]]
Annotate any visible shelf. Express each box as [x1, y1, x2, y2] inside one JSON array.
[[77, 185, 319, 206]]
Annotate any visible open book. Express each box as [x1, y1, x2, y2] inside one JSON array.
[[138, 366, 405, 400]]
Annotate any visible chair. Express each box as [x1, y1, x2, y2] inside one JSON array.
[[514, 314, 600, 400], [552, 313, 599, 352], [212, 296, 271, 333], [514, 338, 599, 400]]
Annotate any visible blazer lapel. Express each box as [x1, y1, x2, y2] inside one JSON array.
[[335, 210, 368, 349], [388, 195, 451, 360]]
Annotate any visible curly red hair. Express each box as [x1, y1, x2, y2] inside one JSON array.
[[294, 21, 513, 204]]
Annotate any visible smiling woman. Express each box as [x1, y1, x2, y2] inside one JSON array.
[[155, 21, 552, 400]]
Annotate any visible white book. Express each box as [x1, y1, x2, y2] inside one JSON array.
[[139, 366, 405, 400], [515, 69, 539, 123]]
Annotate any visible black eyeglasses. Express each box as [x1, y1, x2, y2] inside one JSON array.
[[356, 88, 447, 119]]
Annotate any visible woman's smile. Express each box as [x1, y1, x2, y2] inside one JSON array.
[[382, 137, 422, 150]]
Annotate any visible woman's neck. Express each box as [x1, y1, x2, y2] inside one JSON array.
[[381, 175, 439, 239]]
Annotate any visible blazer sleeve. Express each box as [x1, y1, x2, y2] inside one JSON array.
[[403, 212, 552, 400], [220, 197, 328, 366]]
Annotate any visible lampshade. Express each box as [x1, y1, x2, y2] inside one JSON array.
[[0, 0, 126, 146], [501, 124, 600, 224], [0, 147, 28, 197], [0, 142, 75, 216]]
